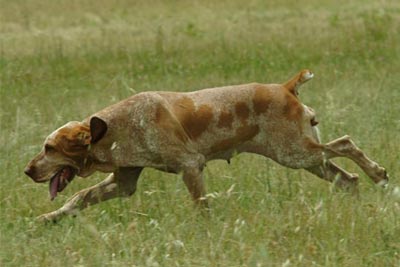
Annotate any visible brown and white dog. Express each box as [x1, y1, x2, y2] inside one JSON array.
[[24, 70, 388, 222]]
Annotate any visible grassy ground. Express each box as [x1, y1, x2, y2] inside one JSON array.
[[1, 0, 399, 266]]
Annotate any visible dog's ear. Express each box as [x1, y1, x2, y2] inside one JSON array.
[[90, 116, 108, 144]]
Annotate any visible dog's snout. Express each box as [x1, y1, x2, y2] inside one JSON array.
[[24, 165, 35, 178]]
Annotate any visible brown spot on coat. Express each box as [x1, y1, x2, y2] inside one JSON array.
[[217, 110, 234, 128], [236, 124, 260, 139], [253, 85, 271, 115], [50, 125, 91, 162], [56, 125, 91, 144], [155, 104, 189, 143], [304, 137, 324, 151], [235, 102, 250, 121], [173, 96, 214, 139], [283, 92, 303, 121], [211, 124, 260, 153]]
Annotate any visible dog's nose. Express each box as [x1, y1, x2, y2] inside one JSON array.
[[24, 166, 35, 178]]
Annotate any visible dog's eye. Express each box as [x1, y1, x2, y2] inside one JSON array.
[[45, 145, 56, 153]]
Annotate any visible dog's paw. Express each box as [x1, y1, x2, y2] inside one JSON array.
[[36, 212, 59, 224], [376, 168, 389, 188], [377, 178, 389, 189]]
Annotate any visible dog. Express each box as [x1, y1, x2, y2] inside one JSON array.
[[24, 70, 389, 222]]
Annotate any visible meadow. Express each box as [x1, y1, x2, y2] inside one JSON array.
[[1, 0, 399, 266]]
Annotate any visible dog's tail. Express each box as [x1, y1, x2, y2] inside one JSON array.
[[283, 69, 314, 96]]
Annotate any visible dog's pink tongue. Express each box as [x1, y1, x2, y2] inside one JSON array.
[[50, 177, 59, 201]]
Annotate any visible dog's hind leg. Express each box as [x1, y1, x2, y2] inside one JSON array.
[[306, 160, 359, 192], [37, 167, 142, 222], [288, 125, 357, 189], [304, 135, 388, 189], [323, 136, 389, 186]]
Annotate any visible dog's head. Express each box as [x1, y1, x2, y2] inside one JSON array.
[[24, 117, 107, 200]]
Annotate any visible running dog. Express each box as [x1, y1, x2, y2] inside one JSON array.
[[24, 70, 389, 222]]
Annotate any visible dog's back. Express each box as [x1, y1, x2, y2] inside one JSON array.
[[86, 80, 315, 171]]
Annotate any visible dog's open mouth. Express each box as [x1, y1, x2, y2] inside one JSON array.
[[49, 166, 76, 201]]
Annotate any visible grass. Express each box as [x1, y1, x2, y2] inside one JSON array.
[[1, 0, 400, 266]]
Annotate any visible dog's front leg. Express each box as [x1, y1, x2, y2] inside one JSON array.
[[37, 167, 142, 222], [182, 160, 209, 210], [306, 160, 359, 192]]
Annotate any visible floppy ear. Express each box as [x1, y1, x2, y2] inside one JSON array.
[[90, 116, 108, 144]]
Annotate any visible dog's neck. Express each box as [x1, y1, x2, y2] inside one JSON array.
[[79, 146, 116, 176]]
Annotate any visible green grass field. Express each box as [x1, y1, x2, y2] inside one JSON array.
[[1, 0, 399, 266]]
